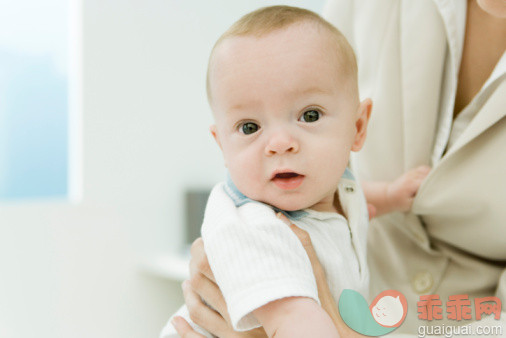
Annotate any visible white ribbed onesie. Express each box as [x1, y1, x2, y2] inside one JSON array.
[[161, 169, 369, 338]]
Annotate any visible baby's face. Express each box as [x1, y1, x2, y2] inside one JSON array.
[[209, 24, 366, 212]]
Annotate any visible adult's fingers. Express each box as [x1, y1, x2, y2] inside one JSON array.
[[278, 215, 369, 337], [172, 316, 206, 338], [190, 238, 216, 283], [277, 213, 346, 330], [276, 213, 324, 277], [190, 271, 231, 325], [183, 280, 231, 338], [189, 238, 229, 322]]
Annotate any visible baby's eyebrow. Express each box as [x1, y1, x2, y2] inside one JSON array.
[[229, 103, 247, 112], [297, 86, 331, 96], [228, 100, 262, 114]]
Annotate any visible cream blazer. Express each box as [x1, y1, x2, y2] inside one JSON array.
[[324, 0, 506, 334]]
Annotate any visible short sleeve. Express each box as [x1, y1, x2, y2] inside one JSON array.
[[201, 184, 319, 331]]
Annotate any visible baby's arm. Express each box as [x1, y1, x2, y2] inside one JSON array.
[[202, 183, 340, 337], [362, 166, 430, 217], [253, 297, 339, 338]]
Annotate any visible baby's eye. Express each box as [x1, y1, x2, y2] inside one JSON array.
[[299, 110, 320, 123], [240, 122, 259, 135]]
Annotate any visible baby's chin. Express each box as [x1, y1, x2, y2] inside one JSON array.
[[258, 196, 311, 212], [237, 186, 314, 211]]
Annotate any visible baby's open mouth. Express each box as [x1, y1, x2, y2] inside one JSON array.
[[271, 171, 305, 190], [274, 172, 300, 179]]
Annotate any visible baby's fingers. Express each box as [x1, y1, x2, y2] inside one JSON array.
[[367, 203, 377, 220], [415, 165, 431, 173], [412, 165, 431, 179], [404, 166, 431, 195]]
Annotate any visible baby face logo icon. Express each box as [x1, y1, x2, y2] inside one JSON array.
[[370, 290, 408, 327], [339, 289, 408, 336]]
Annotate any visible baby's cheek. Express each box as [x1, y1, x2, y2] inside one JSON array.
[[314, 146, 349, 177], [229, 155, 264, 196]]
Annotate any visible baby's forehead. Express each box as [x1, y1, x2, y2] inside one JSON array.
[[209, 25, 347, 87], [207, 22, 358, 109], [212, 23, 338, 63]]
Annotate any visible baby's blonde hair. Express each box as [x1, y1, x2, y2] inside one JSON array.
[[206, 5, 358, 103]]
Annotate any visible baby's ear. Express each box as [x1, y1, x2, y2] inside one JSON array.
[[351, 98, 372, 152], [210, 125, 227, 168], [209, 124, 222, 149]]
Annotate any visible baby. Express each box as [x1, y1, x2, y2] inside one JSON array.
[[162, 5, 429, 338]]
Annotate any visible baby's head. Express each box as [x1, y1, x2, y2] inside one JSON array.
[[207, 6, 371, 212]]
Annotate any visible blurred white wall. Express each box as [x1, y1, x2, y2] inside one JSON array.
[[0, 0, 325, 337]]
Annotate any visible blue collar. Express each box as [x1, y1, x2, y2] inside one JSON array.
[[223, 168, 355, 221]]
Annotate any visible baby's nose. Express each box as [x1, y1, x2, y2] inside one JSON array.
[[265, 131, 299, 156]]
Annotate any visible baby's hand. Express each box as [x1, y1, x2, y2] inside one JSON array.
[[386, 166, 431, 212]]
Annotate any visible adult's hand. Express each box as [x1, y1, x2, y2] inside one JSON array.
[[173, 238, 267, 338]]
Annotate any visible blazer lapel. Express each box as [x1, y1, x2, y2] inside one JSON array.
[[445, 79, 506, 158], [399, 0, 448, 168]]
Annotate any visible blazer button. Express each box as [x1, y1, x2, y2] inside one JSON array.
[[411, 271, 434, 294], [345, 185, 354, 193]]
